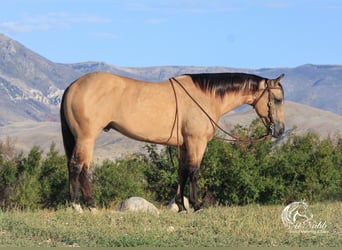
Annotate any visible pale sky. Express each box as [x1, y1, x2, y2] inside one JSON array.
[[1, 0, 341, 69]]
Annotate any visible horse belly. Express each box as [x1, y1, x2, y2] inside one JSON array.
[[110, 107, 180, 145]]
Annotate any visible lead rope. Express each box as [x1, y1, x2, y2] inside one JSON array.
[[169, 77, 271, 144], [168, 79, 181, 159]]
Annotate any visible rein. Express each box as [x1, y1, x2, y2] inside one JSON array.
[[169, 77, 273, 149]]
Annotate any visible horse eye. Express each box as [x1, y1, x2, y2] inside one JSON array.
[[274, 98, 282, 104]]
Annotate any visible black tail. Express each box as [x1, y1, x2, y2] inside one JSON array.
[[60, 86, 75, 163]]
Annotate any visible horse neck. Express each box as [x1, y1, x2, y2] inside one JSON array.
[[218, 92, 254, 115]]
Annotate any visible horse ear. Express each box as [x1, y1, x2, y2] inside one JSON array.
[[275, 73, 284, 83], [270, 73, 284, 87]]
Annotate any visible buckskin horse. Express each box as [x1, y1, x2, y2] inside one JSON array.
[[60, 72, 285, 213]]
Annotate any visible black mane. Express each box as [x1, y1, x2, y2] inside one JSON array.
[[185, 73, 265, 97]]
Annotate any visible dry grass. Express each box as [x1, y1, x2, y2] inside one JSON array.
[[0, 202, 341, 247]]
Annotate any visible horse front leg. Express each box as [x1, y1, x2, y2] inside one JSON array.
[[175, 139, 207, 212], [189, 166, 201, 211], [175, 146, 189, 212]]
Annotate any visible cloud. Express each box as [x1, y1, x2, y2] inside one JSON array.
[[0, 12, 111, 34], [0, 21, 39, 33]]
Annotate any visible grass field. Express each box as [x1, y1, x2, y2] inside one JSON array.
[[0, 202, 341, 247]]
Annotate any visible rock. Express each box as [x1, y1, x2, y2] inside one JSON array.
[[167, 196, 190, 212], [118, 197, 159, 215]]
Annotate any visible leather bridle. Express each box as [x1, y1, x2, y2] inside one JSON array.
[[251, 80, 277, 137]]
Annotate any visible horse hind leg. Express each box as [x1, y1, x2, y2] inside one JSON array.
[[69, 138, 95, 213], [68, 157, 83, 213], [79, 164, 96, 212]]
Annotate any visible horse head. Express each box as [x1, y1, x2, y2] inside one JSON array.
[[252, 74, 285, 138]]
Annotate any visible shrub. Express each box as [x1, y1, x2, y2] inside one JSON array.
[[143, 144, 178, 203], [40, 143, 69, 208], [1, 119, 341, 211], [8, 146, 42, 209], [274, 132, 342, 203], [92, 155, 152, 208], [1, 142, 69, 210]]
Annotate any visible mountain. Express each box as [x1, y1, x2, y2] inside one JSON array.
[[1, 33, 342, 158], [1, 34, 342, 127]]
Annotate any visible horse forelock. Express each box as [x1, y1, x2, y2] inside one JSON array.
[[184, 73, 264, 97]]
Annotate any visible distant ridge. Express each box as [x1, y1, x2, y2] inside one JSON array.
[[1, 33, 342, 126]]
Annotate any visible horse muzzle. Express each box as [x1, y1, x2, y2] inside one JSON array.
[[269, 122, 285, 138]]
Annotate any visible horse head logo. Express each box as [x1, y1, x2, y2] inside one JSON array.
[[281, 201, 314, 228]]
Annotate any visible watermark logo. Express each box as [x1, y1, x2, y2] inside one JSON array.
[[281, 201, 329, 234]]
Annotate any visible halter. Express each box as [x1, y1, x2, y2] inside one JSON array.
[[169, 77, 278, 148]]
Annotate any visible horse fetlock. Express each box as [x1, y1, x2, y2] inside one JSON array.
[[72, 202, 84, 213], [175, 197, 187, 213]]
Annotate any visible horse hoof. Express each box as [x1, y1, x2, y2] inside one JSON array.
[[72, 203, 84, 213], [194, 208, 203, 213], [178, 210, 188, 214]]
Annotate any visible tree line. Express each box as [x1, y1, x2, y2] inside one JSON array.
[[0, 120, 341, 210]]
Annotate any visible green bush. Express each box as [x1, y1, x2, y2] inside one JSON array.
[[39, 143, 68, 208], [0, 142, 69, 210], [274, 132, 342, 203], [200, 120, 278, 205], [0, 119, 341, 210], [92, 155, 152, 208], [143, 144, 178, 203], [8, 146, 42, 209]]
